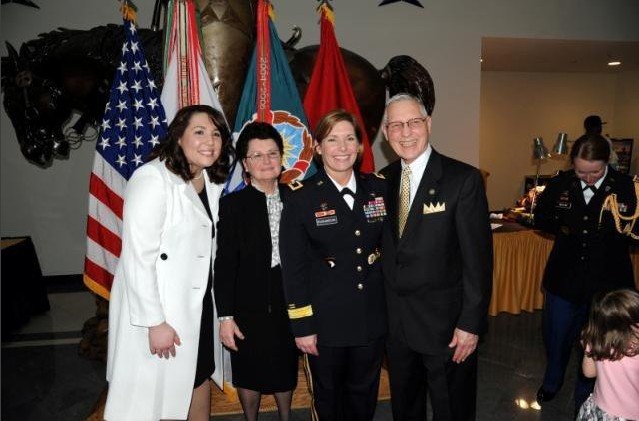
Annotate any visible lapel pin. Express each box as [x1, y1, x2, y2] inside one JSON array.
[[428, 188, 436, 195]]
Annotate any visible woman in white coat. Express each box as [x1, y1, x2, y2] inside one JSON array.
[[105, 105, 234, 421]]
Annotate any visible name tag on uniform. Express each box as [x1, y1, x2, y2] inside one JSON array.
[[556, 192, 571, 209], [363, 196, 387, 223], [316, 215, 338, 227]]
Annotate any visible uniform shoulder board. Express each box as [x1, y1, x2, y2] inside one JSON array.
[[372, 172, 385, 179], [287, 180, 304, 191]]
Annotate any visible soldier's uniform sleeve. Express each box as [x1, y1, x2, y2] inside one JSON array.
[[533, 172, 564, 234], [279, 187, 315, 337]]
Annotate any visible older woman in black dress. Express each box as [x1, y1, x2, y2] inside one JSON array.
[[213, 122, 298, 420]]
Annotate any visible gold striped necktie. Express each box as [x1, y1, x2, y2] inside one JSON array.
[[399, 165, 412, 237]]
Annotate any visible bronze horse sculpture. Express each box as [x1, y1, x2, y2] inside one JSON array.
[[1, 0, 434, 169]]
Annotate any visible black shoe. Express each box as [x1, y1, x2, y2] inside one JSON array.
[[536, 387, 556, 404]]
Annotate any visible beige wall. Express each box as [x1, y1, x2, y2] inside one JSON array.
[[480, 71, 639, 211], [613, 71, 639, 164]]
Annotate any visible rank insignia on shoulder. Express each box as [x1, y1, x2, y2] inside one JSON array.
[[372, 172, 385, 179], [288, 180, 303, 191]]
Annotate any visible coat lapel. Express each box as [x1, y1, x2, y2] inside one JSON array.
[[588, 168, 617, 212], [317, 168, 356, 217], [171, 170, 214, 223], [399, 150, 443, 247], [204, 173, 223, 225], [385, 161, 402, 243]]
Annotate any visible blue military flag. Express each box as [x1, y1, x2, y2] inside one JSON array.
[[225, 0, 315, 193]]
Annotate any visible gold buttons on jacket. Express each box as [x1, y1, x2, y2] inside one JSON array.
[[357, 266, 363, 272], [354, 230, 361, 236], [356, 248, 362, 254], [583, 216, 589, 221], [357, 283, 364, 290]]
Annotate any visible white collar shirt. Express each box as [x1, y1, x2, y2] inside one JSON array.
[[328, 171, 357, 210], [580, 166, 608, 205], [401, 144, 432, 206]]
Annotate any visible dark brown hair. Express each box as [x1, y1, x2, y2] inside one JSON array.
[[235, 121, 284, 160], [570, 134, 611, 164], [235, 121, 284, 180], [581, 289, 639, 361], [313, 109, 363, 165], [148, 105, 234, 183]]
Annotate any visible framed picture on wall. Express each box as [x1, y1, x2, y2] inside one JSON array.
[[610, 138, 633, 175]]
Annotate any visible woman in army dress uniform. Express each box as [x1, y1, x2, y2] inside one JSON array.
[[534, 134, 637, 412], [279, 110, 387, 421], [214, 122, 298, 421]]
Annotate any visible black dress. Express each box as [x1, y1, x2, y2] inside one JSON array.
[[214, 185, 298, 393], [193, 187, 215, 387]]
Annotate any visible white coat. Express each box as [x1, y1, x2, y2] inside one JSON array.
[[105, 158, 223, 421]]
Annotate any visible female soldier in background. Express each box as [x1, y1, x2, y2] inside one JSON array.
[[534, 134, 637, 412]]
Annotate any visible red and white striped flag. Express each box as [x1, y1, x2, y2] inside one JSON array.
[[160, 0, 226, 124], [83, 15, 168, 300]]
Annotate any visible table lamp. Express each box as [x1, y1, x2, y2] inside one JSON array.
[[552, 133, 568, 156], [529, 137, 550, 223], [529, 134, 569, 223]]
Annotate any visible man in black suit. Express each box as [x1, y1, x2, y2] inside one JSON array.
[[380, 93, 493, 421]]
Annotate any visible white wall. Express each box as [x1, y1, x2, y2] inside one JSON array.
[[2, 0, 639, 275]]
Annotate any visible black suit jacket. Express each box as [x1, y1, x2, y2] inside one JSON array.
[[381, 149, 493, 354], [213, 185, 289, 318], [279, 169, 387, 347], [534, 167, 636, 303]]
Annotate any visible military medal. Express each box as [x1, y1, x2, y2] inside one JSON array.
[[363, 196, 387, 223], [315, 209, 336, 218]]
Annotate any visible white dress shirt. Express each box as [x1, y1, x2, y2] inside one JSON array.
[[401, 144, 433, 206], [328, 171, 357, 210], [580, 166, 608, 205]]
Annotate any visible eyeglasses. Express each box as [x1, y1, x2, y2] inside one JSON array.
[[386, 117, 428, 133], [246, 150, 281, 161]]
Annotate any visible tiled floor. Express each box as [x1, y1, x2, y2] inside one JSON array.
[[1, 290, 581, 420]]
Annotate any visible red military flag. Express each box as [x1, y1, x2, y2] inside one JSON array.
[[303, 3, 375, 173]]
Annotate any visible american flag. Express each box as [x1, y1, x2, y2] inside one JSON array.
[[83, 19, 168, 300]]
